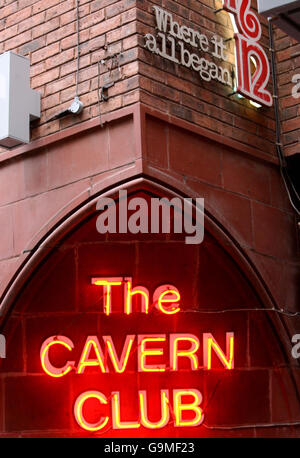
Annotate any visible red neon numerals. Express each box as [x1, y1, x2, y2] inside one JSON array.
[[223, 0, 272, 106], [235, 34, 272, 106]]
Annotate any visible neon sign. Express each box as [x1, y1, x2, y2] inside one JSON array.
[[223, 0, 272, 106], [40, 278, 235, 433]]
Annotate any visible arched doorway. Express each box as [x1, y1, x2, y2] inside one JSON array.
[[0, 178, 298, 437]]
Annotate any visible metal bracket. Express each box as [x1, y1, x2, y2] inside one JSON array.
[[101, 82, 115, 102]]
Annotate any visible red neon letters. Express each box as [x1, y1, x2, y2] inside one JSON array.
[[40, 280, 235, 432], [41, 332, 235, 377], [91, 277, 181, 315], [223, 0, 272, 106], [73, 389, 204, 432]]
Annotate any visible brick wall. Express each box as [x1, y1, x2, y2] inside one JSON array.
[[0, 0, 299, 438], [137, 0, 276, 157], [0, 0, 140, 148], [0, 0, 276, 158], [275, 26, 300, 157]]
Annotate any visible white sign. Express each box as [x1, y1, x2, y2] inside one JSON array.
[[144, 6, 233, 88]]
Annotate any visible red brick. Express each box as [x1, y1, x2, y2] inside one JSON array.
[[45, 0, 74, 21], [249, 311, 288, 367], [32, 67, 60, 88], [123, 33, 139, 50], [204, 370, 271, 426], [79, 34, 105, 56], [32, 0, 60, 15], [18, 11, 45, 33], [6, 6, 32, 27], [61, 29, 89, 50], [4, 29, 32, 50], [32, 16, 60, 39], [0, 160, 25, 206], [0, 378, 3, 432], [0, 25, 18, 42], [15, 249, 75, 317], [41, 92, 60, 111], [106, 0, 135, 19], [30, 60, 46, 78], [90, 14, 121, 38], [222, 150, 271, 203], [60, 80, 90, 102], [186, 179, 253, 247], [47, 22, 76, 45], [0, 258, 18, 292], [19, 36, 46, 56], [11, 180, 90, 254], [45, 48, 74, 70], [0, 206, 14, 259], [60, 9, 77, 26], [31, 119, 60, 140], [281, 262, 300, 312], [107, 21, 136, 43], [31, 42, 60, 64], [145, 116, 167, 168], [5, 375, 72, 431], [80, 9, 105, 29], [108, 116, 136, 168], [271, 369, 300, 423], [0, 318, 24, 373], [121, 7, 137, 25], [0, 2, 18, 20], [46, 128, 109, 188], [169, 126, 222, 186], [252, 201, 297, 259], [123, 88, 139, 105], [45, 73, 75, 95]]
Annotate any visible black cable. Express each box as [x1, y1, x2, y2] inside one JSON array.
[[268, 19, 300, 216], [75, 0, 80, 98]]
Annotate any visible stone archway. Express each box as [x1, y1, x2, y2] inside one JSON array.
[[0, 178, 298, 437]]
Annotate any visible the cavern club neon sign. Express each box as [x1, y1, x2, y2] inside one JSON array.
[[40, 278, 235, 432]]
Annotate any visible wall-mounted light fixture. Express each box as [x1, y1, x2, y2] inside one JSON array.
[[0, 51, 41, 148]]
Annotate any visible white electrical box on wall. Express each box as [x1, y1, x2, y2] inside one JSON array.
[[0, 51, 40, 148]]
